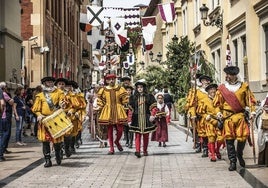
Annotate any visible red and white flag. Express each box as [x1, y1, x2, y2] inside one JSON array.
[[226, 36, 232, 66], [141, 16, 157, 51], [158, 2, 175, 23]]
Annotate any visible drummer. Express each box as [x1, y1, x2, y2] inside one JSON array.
[[32, 76, 66, 167], [55, 78, 68, 91]]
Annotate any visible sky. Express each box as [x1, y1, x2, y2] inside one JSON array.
[[103, 0, 151, 8]]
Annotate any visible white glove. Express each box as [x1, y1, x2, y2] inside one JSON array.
[[75, 112, 79, 118], [149, 116, 155, 122], [37, 115, 45, 122], [128, 122, 131, 126]]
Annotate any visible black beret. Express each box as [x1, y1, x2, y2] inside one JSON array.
[[41, 76, 55, 84], [121, 76, 131, 82], [70, 80, 79, 89], [199, 75, 213, 82], [54, 78, 68, 86], [205, 83, 218, 92], [223, 66, 240, 75]]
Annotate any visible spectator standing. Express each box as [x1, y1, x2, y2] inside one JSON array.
[[0, 87, 6, 161], [13, 86, 27, 146], [163, 86, 174, 124], [0, 82, 14, 154]]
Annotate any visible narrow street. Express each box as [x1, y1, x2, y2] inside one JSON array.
[[0, 121, 267, 188]]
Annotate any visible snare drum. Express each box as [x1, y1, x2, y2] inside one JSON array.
[[42, 109, 73, 139]]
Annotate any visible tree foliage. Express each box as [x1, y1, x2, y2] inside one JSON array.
[[164, 36, 216, 100], [134, 65, 165, 92]]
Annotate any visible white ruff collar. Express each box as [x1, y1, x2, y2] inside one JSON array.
[[225, 81, 241, 92], [42, 85, 56, 92]]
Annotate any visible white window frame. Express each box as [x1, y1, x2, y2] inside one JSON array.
[[182, 3, 188, 36], [194, 0, 200, 26], [211, 47, 221, 83]]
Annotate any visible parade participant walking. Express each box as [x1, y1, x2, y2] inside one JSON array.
[[96, 74, 129, 154], [151, 92, 169, 147], [13, 86, 27, 146], [32, 76, 65, 167], [200, 83, 224, 162], [257, 95, 268, 166], [213, 66, 256, 171], [123, 85, 134, 148], [128, 80, 157, 158]]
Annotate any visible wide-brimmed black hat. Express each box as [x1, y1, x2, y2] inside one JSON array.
[[205, 83, 218, 92], [54, 78, 68, 86], [41, 76, 55, 84], [199, 75, 213, 82], [135, 80, 146, 87], [223, 66, 240, 75], [121, 76, 131, 82]]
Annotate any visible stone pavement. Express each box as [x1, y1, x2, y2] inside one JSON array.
[[0, 121, 267, 188]]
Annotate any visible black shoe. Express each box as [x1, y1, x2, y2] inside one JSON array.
[[158, 142, 162, 147], [228, 162, 237, 171], [4, 149, 11, 154], [163, 143, 167, 147], [238, 158, 245, 167], [107, 151, 114, 155], [128, 144, 132, 149], [56, 158, 61, 165], [135, 152, 141, 158], [70, 148, 76, 154], [0, 157, 6, 162], [65, 150, 71, 158], [195, 147, 201, 153], [44, 159, 52, 168]]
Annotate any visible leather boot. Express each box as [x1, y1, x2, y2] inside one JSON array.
[[226, 139, 237, 171], [201, 137, 208, 157], [70, 136, 76, 154], [44, 154, 52, 168], [237, 141, 246, 167], [64, 136, 71, 158], [54, 143, 62, 165], [209, 142, 216, 162]]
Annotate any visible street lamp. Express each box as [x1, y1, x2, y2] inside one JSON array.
[[199, 4, 223, 30], [149, 51, 163, 64]]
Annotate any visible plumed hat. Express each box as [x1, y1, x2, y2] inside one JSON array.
[[41, 76, 55, 84], [54, 78, 68, 86], [223, 66, 240, 75], [205, 83, 218, 92], [105, 74, 117, 80], [199, 75, 213, 82]]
